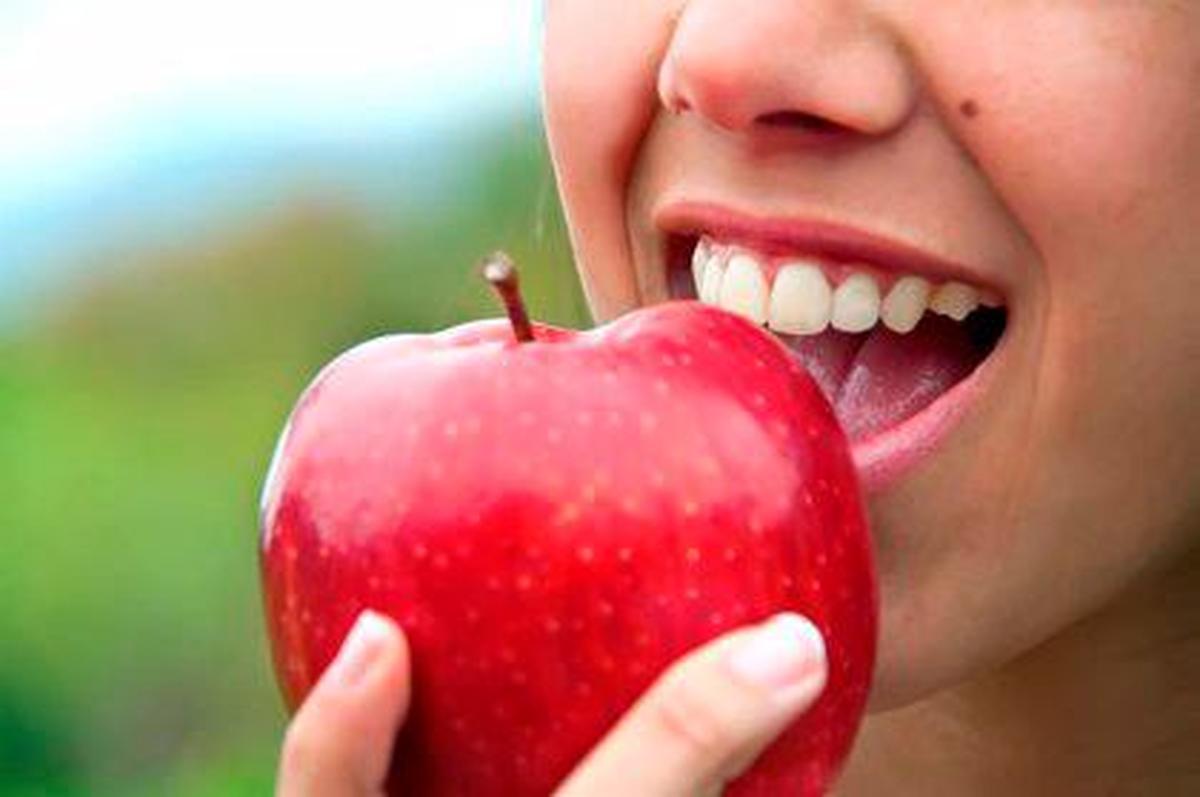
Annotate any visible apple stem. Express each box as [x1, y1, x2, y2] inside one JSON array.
[[482, 252, 536, 343]]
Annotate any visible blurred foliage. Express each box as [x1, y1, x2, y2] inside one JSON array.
[[0, 112, 584, 795]]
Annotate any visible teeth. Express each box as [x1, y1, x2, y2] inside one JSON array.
[[698, 248, 726, 305], [687, 237, 1001, 334], [718, 252, 769, 324], [691, 239, 712, 296], [929, 281, 980, 321], [768, 262, 832, 335], [831, 272, 882, 333], [881, 276, 931, 334]]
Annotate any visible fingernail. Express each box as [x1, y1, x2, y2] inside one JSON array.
[[727, 613, 826, 697], [331, 610, 394, 687]]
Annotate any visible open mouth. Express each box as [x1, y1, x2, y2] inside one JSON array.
[[665, 231, 1009, 488]]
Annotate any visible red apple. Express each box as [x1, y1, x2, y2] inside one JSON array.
[[260, 256, 876, 795]]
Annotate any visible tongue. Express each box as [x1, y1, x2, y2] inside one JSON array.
[[782, 316, 981, 443]]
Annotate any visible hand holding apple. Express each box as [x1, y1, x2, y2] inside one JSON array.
[[261, 254, 877, 795]]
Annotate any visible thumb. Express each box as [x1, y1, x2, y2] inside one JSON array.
[[277, 610, 411, 797]]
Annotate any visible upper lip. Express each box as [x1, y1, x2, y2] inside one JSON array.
[[655, 200, 1003, 293]]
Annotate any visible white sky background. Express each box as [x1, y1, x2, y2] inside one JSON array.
[[0, 0, 544, 307], [0, 0, 542, 190]]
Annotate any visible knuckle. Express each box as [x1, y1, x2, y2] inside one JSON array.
[[649, 667, 737, 765]]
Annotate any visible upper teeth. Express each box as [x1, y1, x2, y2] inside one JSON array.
[[690, 237, 998, 335]]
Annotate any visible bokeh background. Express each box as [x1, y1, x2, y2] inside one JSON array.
[[0, 2, 585, 794]]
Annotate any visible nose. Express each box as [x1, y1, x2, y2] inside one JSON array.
[[658, 0, 917, 137]]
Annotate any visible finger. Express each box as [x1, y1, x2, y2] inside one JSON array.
[[278, 610, 411, 797], [556, 613, 827, 797]]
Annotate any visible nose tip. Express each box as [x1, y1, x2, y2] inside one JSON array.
[[657, 1, 917, 138]]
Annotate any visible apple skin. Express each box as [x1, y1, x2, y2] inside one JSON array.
[[260, 300, 876, 796]]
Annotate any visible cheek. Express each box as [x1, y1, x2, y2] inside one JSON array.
[[542, 2, 679, 321], [924, 5, 1200, 262]]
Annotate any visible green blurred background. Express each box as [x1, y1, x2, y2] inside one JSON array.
[[0, 3, 585, 794]]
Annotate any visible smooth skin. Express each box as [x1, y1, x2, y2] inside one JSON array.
[[280, 1, 1200, 794]]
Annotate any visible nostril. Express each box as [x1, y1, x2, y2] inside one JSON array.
[[757, 110, 845, 135]]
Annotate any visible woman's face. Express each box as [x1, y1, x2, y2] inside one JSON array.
[[542, 1, 1200, 709]]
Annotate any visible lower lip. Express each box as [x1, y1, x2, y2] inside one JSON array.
[[842, 328, 1009, 494]]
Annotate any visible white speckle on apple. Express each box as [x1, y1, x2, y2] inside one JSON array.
[[554, 503, 581, 526], [576, 410, 593, 427], [679, 352, 694, 366], [639, 412, 659, 432], [597, 600, 614, 617], [682, 500, 699, 517], [654, 378, 670, 396], [748, 516, 765, 535], [433, 554, 449, 570], [500, 647, 517, 664], [709, 611, 725, 626], [486, 576, 502, 591], [752, 393, 768, 409], [685, 547, 701, 564], [617, 546, 634, 562], [519, 411, 536, 426], [547, 427, 563, 445], [466, 608, 481, 624], [685, 587, 701, 601], [755, 357, 768, 370], [412, 542, 428, 560], [723, 546, 740, 562], [635, 632, 651, 648], [543, 618, 561, 634], [581, 483, 598, 504], [367, 576, 381, 590], [516, 574, 534, 591], [620, 497, 639, 514], [603, 370, 618, 385], [443, 421, 459, 439], [577, 545, 595, 563], [512, 670, 529, 686]]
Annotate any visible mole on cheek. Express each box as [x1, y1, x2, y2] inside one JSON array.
[[959, 99, 981, 120]]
